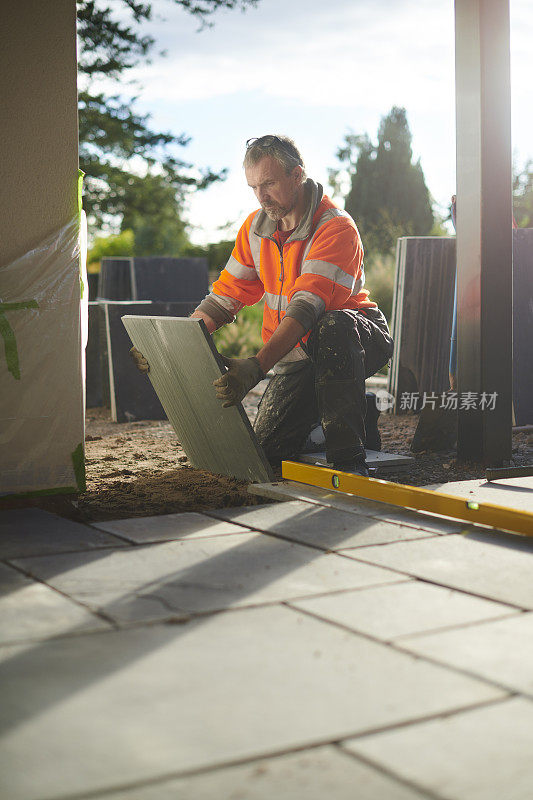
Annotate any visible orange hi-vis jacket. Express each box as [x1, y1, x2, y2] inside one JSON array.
[[211, 180, 376, 345]]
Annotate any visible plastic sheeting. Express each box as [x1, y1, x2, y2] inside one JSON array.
[[0, 213, 87, 495]]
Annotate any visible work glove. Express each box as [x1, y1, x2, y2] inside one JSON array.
[[130, 346, 150, 373], [213, 356, 265, 408]]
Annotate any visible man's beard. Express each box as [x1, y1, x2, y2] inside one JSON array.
[[261, 191, 298, 221]]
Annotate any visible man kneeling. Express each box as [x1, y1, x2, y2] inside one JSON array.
[[132, 134, 393, 476]]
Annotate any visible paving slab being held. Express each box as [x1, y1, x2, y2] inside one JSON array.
[[122, 316, 273, 483]]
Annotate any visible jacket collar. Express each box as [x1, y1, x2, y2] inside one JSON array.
[[253, 179, 324, 242]]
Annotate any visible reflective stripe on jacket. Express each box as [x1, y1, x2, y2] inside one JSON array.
[[211, 179, 376, 344]]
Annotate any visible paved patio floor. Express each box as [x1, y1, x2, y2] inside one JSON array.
[[1, 476, 533, 799]]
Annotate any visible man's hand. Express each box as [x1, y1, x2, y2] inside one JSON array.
[[130, 346, 150, 373], [213, 356, 265, 408]]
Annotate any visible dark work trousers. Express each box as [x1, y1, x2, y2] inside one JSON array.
[[253, 308, 394, 466]]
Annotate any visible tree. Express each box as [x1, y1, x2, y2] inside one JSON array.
[[331, 107, 434, 257], [88, 229, 135, 272], [77, 0, 257, 248], [513, 160, 533, 227]]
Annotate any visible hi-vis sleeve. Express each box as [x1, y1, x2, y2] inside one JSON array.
[[212, 211, 265, 309], [287, 217, 367, 311]]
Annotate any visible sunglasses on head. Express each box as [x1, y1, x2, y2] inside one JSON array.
[[246, 135, 302, 164]]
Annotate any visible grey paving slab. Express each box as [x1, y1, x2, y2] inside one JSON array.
[[0, 508, 127, 559], [0, 562, 110, 644], [345, 696, 533, 800], [122, 315, 274, 482], [291, 580, 515, 642], [0, 605, 505, 800], [249, 481, 472, 534], [399, 611, 533, 696], [209, 501, 437, 550], [427, 476, 533, 513], [92, 510, 255, 544], [298, 449, 415, 473], [95, 745, 428, 800], [350, 531, 533, 609], [12, 532, 402, 624]]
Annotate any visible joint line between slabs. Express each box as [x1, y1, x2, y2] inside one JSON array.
[[41, 695, 514, 800], [283, 602, 519, 699], [3, 559, 119, 630], [336, 743, 454, 800], [339, 552, 532, 612]]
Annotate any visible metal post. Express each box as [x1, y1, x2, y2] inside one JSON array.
[[454, 0, 513, 465]]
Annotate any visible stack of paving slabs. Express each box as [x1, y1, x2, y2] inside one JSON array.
[[94, 301, 197, 421], [98, 256, 208, 302], [86, 301, 103, 408], [388, 232, 533, 424], [388, 237, 456, 408], [123, 315, 274, 483], [513, 228, 533, 425]]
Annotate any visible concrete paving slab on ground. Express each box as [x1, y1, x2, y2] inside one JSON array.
[[399, 611, 533, 696], [345, 696, 533, 800], [0, 605, 505, 800], [249, 481, 474, 535], [94, 745, 427, 800], [11, 532, 402, 625], [350, 531, 533, 609], [290, 580, 516, 642], [428, 476, 533, 513], [209, 501, 438, 550], [298, 449, 415, 473], [0, 562, 110, 645], [0, 508, 127, 559], [92, 510, 255, 544]]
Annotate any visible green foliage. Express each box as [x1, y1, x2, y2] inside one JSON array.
[[513, 161, 533, 227], [331, 107, 434, 258], [77, 0, 256, 237], [213, 302, 264, 358], [87, 229, 135, 271], [363, 252, 396, 324], [182, 239, 235, 272], [120, 172, 191, 255]]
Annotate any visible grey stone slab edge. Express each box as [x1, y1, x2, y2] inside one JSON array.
[[248, 481, 467, 535], [298, 450, 414, 473], [122, 316, 274, 483]]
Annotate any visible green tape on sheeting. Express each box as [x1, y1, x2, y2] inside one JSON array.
[[71, 442, 86, 492], [0, 300, 39, 313], [0, 486, 78, 501], [78, 169, 85, 214], [0, 300, 39, 380], [0, 313, 21, 380], [78, 169, 85, 299]]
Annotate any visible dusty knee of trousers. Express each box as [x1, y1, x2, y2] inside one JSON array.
[[316, 311, 353, 346]]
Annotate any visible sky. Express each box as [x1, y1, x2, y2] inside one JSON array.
[[97, 0, 533, 245]]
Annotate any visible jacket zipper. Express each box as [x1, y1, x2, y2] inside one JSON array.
[[277, 240, 284, 323]]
